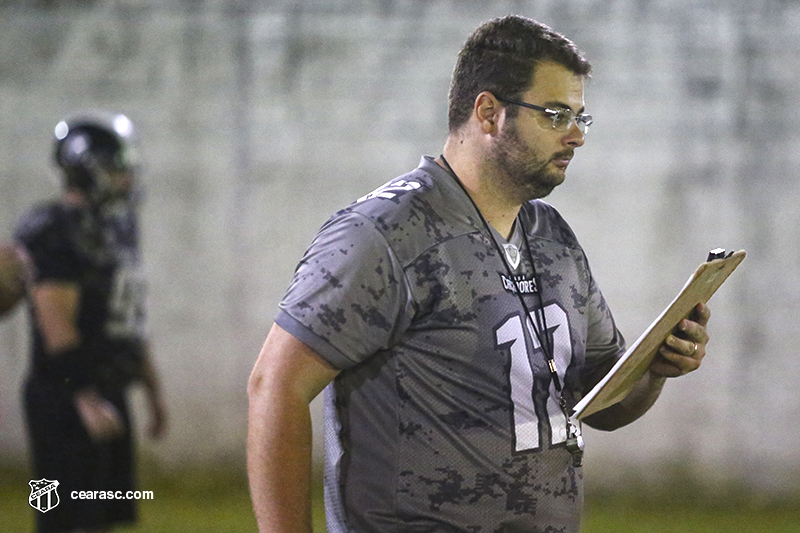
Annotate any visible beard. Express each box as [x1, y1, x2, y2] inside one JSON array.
[[489, 120, 572, 201]]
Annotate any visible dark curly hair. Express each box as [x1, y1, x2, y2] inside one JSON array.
[[448, 16, 592, 132]]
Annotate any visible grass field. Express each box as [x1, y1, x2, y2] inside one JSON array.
[[3, 464, 800, 532]]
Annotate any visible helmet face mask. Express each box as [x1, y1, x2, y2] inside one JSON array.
[[53, 113, 138, 204]]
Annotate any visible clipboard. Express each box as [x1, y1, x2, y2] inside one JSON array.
[[572, 249, 746, 420]]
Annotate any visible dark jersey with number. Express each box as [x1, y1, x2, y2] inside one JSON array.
[[276, 157, 626, 532], [15, 198, 146, 386]]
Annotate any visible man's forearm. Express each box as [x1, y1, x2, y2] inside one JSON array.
[[139, 345, 160, 392], [582, 369, 667, 431], [247, 380, 314, 533]]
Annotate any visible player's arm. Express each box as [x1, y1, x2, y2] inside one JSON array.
[[30, 281, 80, 352], [137, 341, 168, 439], [247, 322, 340, 533], [0, 243, 27, 317], [30, 281, 125, 440], [583, 303, 711, 431]]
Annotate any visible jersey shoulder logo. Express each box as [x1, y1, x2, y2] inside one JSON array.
[[356, 179, 422, 204]]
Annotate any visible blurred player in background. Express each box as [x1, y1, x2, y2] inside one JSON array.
[[13, 112, 167, 533]]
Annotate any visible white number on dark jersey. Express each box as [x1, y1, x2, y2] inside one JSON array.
[[495, 303, 572, 452], [356, 179, 421, 203], [107, 265, 146, 338]]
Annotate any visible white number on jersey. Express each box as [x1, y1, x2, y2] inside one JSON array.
[[106, 264, 146, 338], [495, 303, 572, 452], [356, 179, 421, 203]]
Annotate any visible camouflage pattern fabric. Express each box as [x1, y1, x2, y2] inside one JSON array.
[[277, 157, 625, 532]]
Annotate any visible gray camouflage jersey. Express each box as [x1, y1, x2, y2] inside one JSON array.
[[276, 156, 625, 532]]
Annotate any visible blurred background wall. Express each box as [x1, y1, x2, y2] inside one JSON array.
[[1, 0, 798, 500]]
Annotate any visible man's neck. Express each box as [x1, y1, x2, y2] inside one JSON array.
[[63, 189, 93, 208], [438, 140, 522, 240]]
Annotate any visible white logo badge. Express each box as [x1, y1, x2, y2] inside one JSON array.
[[502, 243, 521, 269], [29, 479, 60, 513]]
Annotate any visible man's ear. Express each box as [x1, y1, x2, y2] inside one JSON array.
[[474, 92, 502, 134]]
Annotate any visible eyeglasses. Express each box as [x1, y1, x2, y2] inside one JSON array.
[[495, 96, 593, 134]]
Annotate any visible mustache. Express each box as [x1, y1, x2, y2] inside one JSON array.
[[551, 149, 574, 160]]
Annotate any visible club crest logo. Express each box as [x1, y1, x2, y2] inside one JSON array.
[[29, 479, 60, 513], [502, 243, 521, 269]]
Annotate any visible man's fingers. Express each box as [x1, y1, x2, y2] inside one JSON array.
[[690, 302, 711, 327], [655, 341, 703, 376], [650, 303, 711, 379], [677, 316, 709, 346], [665, 334, 700, 357], [89, 405, 124, 440], [75, 392, 126, 441]]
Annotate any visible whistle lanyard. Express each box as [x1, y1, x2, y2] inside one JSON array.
[[440, 155, 561, 389], [439, 156, 584, 465]]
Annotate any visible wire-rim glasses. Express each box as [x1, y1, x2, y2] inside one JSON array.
[[495, 96, 593, 134]]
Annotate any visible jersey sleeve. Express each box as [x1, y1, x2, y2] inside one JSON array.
[[275, 209, 415, 370], [14, 206, 80, 283], [582, 258, 626, 379]]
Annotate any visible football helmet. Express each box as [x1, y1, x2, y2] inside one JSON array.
[[53, 112, 138, 202]]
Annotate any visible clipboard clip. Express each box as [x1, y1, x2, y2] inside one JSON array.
[[707, 248, 734, 262]]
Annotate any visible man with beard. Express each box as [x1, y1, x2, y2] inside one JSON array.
[[248, 15, 710, 533]]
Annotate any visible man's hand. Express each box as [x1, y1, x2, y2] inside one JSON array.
[[650, 302, 711, 378], [584, 303, 712, 431], [138, 345, 168, 440], [145, 387, 168, 440], [74, 388, 126, 442]]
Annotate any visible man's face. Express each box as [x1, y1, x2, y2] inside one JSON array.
[[109, 169, 135, 199], [491, 61, 586, 200], [88, 166, 135, 205]]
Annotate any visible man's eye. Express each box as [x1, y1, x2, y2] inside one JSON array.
[[552, 111, 572, 127]]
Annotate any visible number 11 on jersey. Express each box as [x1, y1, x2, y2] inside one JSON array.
[[494, 304, 572, 453]]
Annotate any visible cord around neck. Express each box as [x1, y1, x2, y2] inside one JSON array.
[[439, 154, 561, 392]]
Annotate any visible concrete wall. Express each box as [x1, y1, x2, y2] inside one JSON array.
[[1, 0, 798, 496]]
